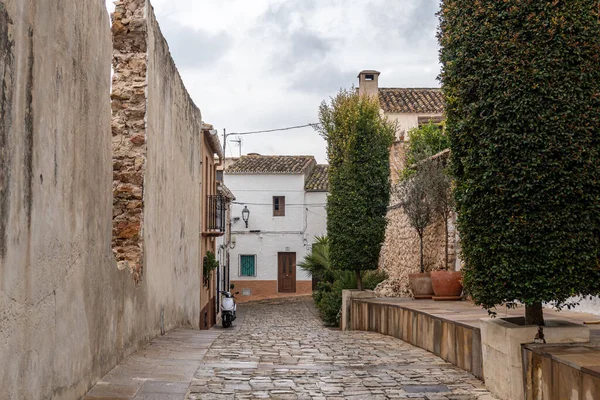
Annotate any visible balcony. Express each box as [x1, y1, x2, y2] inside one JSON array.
[[203, 194, 226, 237]]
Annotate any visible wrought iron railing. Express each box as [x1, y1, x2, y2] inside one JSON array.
[[206, 194, 226, 233]]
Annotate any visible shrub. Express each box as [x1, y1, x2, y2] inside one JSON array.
[[363, 270, 388, 290], [405, 122, 450, 167], [439, 0, 600, 325], [318, 89, 395, 290]]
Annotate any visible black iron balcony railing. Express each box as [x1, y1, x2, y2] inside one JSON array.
[[205, 194, 226, 235]]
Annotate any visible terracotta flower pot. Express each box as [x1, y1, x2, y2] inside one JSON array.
[[431, 270, 463, 301], [408, 273, 434, 299]]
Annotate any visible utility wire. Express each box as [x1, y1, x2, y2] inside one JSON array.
[[232, 201, 326, 207], [228, 123, 320, 136]]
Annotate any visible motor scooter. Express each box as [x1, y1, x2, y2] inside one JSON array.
[[220, 288, 239, 328]]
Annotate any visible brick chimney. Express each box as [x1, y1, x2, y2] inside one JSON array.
[[357, 70, 380, 98]]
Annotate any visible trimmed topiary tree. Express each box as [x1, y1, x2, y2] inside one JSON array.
[[318, 89, 395, 290], [439, 0, 600, 325]]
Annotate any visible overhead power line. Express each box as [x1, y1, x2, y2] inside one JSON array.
[[232, 201, 326, 207], [228, 123, 320, 136]]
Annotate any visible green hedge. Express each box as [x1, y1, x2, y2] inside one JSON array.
[[439, 0, 600, 320], [318, 90, 395, 288]]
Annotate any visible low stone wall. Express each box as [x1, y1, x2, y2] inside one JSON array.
[[523, 344, 600, 400], [351, 299, 483, 379]]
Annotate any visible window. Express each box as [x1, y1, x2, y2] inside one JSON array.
[[365, 74, 375, 81], [240, 255, 256, 277], [418, 116, 444, 127], [273, 196, 285, 216]]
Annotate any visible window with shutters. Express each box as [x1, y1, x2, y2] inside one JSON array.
[[273, 196, 285, 216], [240, 255, 256, 277]]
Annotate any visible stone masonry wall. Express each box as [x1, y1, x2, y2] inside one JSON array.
[[376, 205, 457, 297], [377, 144, 457, 297], [111, 0, 148, 283], [0, 0, 204, 398]]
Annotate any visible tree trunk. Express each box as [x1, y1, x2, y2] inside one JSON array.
[[356, 270, 363, 291], [444, 217, 449, 270], [525, 302, 545, 326], [419, 233, 424, 273]]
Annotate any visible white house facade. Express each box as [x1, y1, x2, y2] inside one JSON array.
[[224, 155, 328, 302]]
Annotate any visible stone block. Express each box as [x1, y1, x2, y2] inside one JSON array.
[[342, 290, 375, 331], [433, 319, 442, 357], [480, 317, 590, 400], [582, 373, 600, 400], [553, 360, 581, 400]]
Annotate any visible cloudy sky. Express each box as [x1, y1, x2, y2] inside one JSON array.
[[105, 0, 441, 163]]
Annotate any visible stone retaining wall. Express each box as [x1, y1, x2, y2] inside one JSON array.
[[351, 299, 483, 379]]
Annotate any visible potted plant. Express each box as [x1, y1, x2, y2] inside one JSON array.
[[203, 251, 218, 287], [398, 167, 435, 299], [426, 157, 462, 300]]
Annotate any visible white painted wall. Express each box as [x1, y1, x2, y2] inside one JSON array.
[[305, 191, 328, 245], [224, 173, 328, 283], [386, 112, 443, 141], [227, 174, 306, 233]]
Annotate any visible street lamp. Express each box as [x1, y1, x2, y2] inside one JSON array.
[[242, 206, 250, 228]]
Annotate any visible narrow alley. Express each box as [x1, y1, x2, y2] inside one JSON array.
[[85, 297, 495, 399]]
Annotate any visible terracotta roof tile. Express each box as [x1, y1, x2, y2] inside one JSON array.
[[378, 88, 444, 114], [305, 164, 329, 192], [225, 155, 316, 174]]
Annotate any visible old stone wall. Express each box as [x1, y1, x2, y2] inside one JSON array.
[[0, 0, 204, 398], [111, 0, 148, 282], [376, 194, 457, 298]]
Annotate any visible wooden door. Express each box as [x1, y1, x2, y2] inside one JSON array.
[[278, 252, 296, 293]]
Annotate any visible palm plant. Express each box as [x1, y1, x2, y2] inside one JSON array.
[[298, 236, 334, 283]]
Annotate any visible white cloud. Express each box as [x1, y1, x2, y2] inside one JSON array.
[[104, 0, 441, 164]]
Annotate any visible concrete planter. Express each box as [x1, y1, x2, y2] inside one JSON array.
[[408, 273, 434, 299], [431, 270, 463, 301], [480, 317, 589, 400]]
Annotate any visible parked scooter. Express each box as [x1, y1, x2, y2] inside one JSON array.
[[220, 286, 239, 328]]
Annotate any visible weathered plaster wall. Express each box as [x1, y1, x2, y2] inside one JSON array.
[[0, 1, 141, 398], [144, 0, 203, 330], [386, 112, 443, 141], [0, 0, 204, 398]]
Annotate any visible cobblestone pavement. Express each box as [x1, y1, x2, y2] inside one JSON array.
[[187, 297, 496, 400]]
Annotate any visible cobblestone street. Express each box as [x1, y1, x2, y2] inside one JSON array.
[[187, 297, 496, 400]]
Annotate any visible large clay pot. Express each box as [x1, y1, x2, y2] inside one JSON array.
[[431, 270, 463, 301], [408, 273, 434, 299]]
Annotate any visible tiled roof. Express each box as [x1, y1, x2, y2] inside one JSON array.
[[217, 182, 235, 200], [305, 164, 329, 192], [225, 155, 316, 174], [378, 88, 444, 114]]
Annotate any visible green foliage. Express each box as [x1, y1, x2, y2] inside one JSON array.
[[362, 269, 388, 290], [439, 0, 600, 314], [302, 236, 388, 325], [317, 287, 344, 326], [398, 164, 435, 273], [405, 122, 450, 169], [298, 236, 334, 283], [318, 89, 396, 281], [203, 251, 218, 286]]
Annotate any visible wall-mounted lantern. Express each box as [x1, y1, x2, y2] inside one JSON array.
[[242, 206, 250, 228]]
